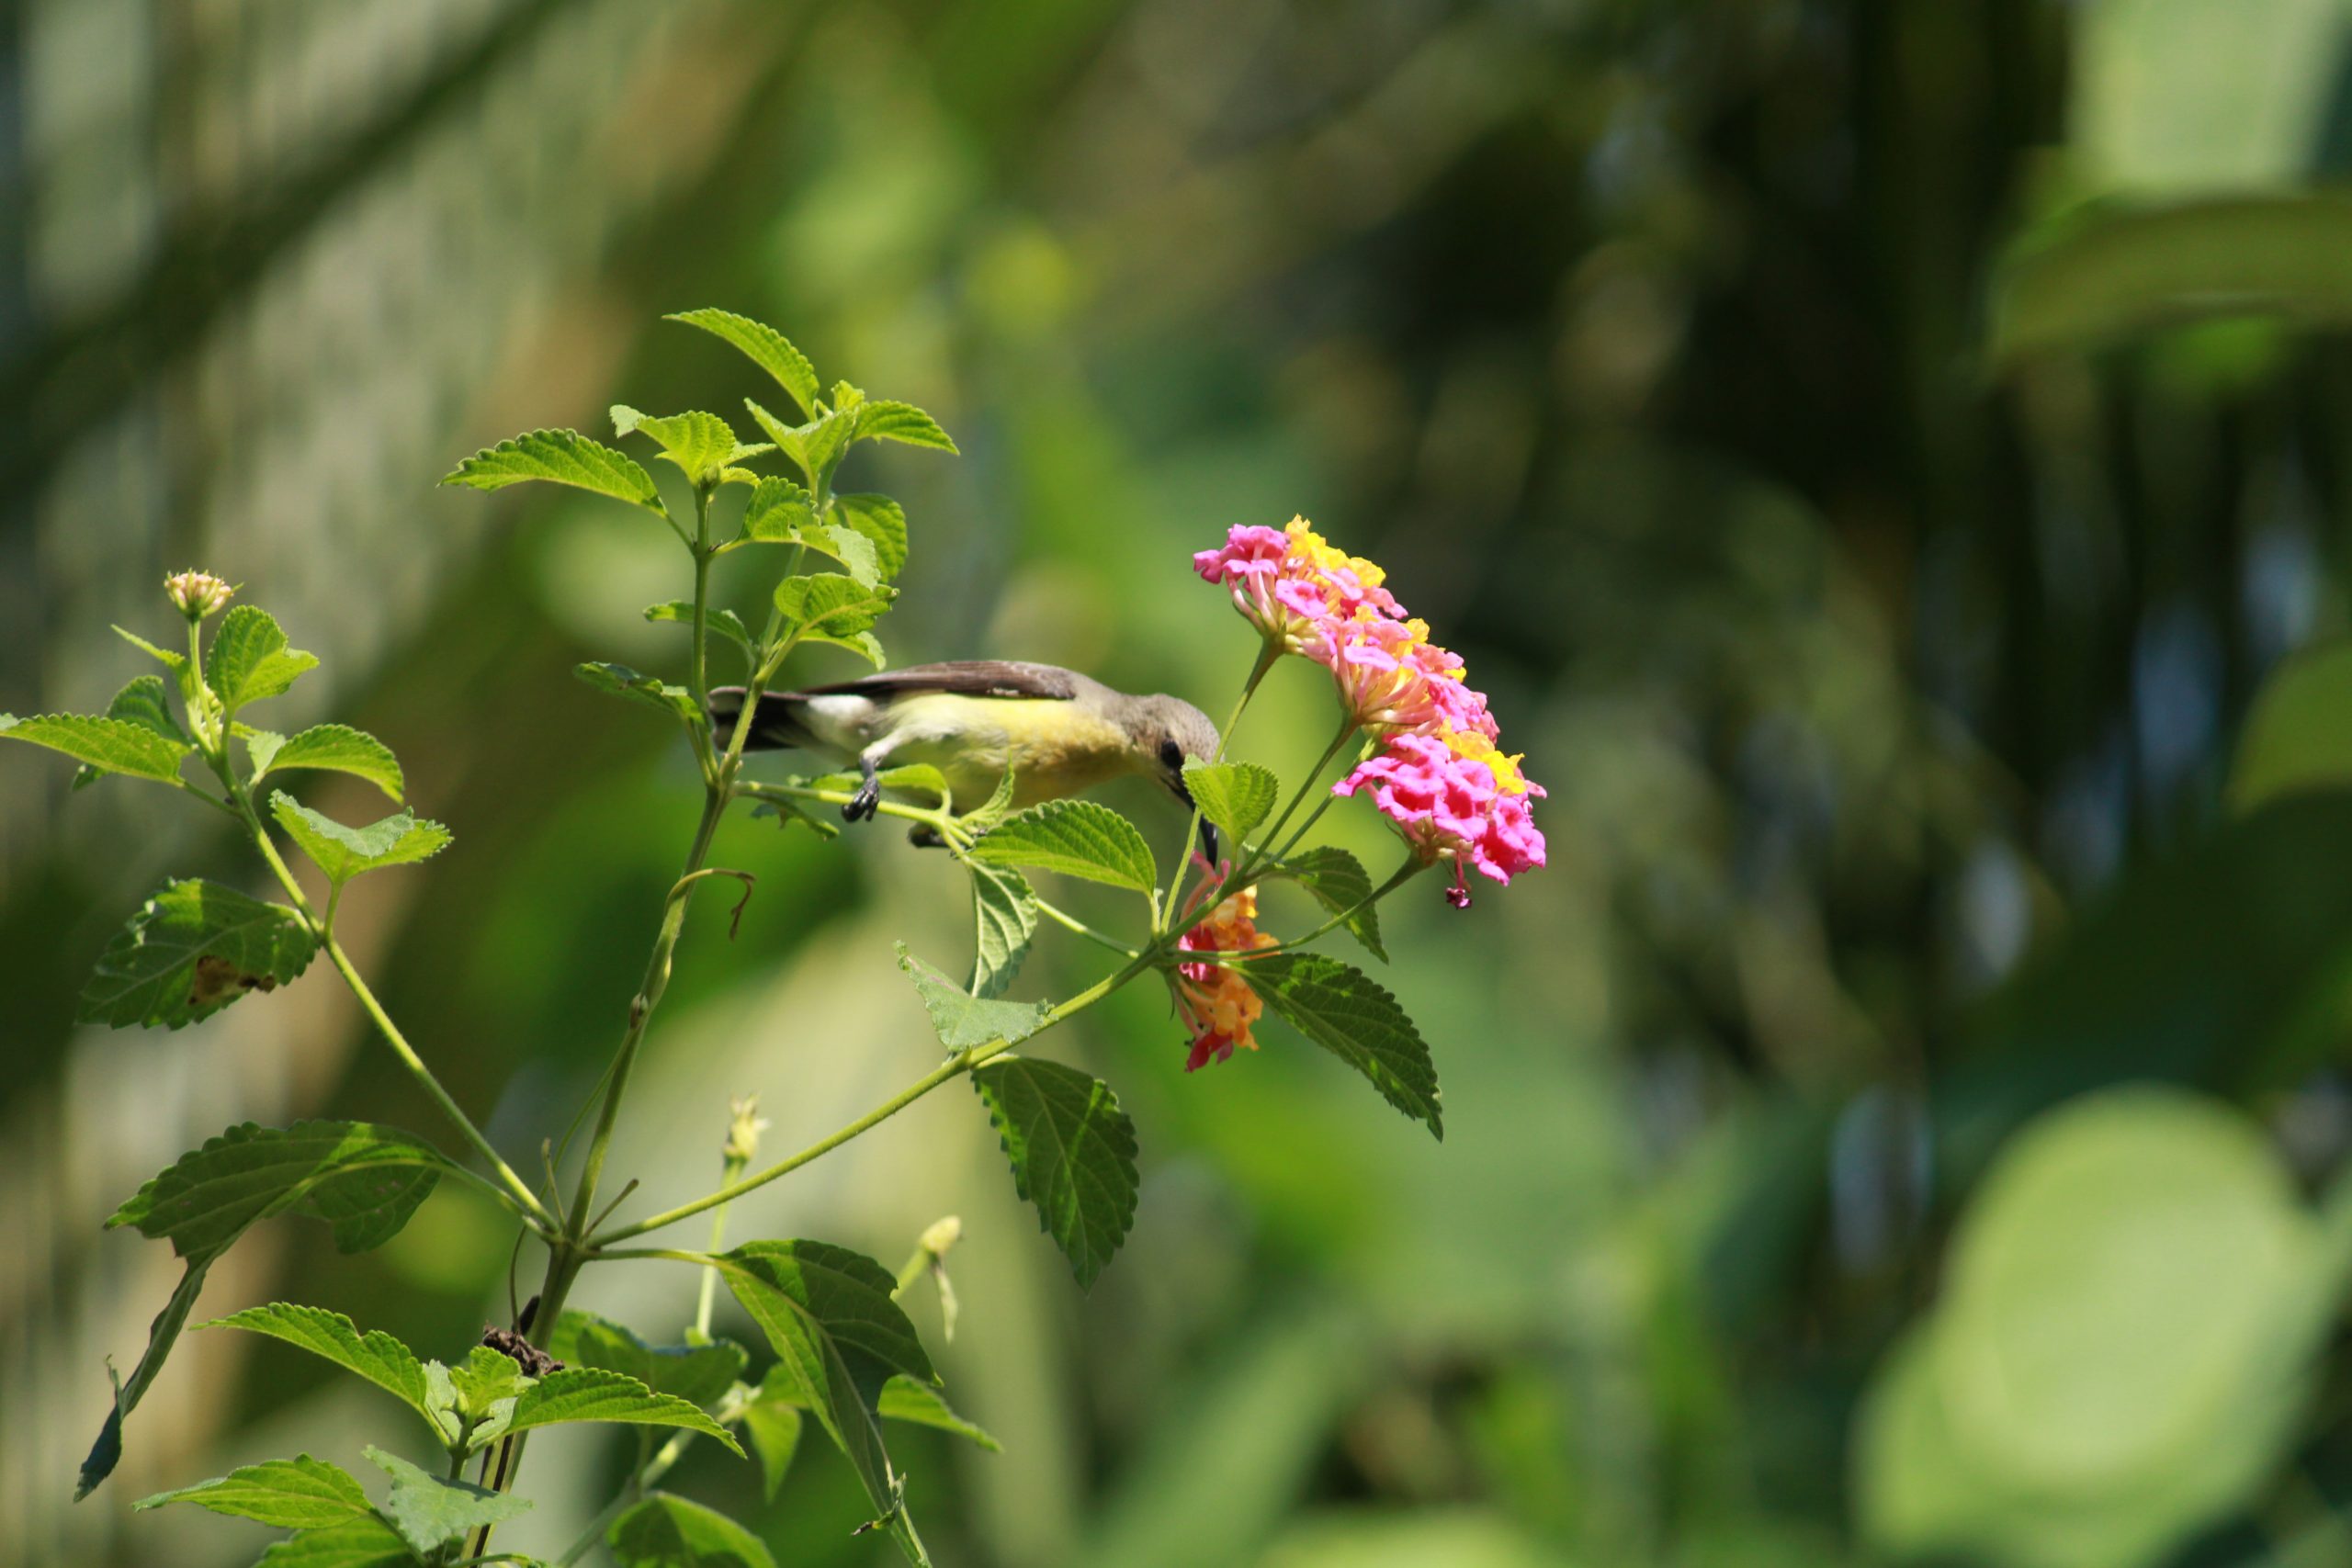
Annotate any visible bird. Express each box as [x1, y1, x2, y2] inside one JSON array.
[[709, 660, 1225, 856]]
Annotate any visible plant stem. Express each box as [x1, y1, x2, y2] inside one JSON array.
[[591, 956, 1151, 1246], [1239, 716, 1359, 883], [1032, 896, 1142, 957], [1249, 858, 1424, 953], [1160, 643, 1280, 931]]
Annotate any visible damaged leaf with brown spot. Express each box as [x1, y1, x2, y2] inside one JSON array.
[[80, 879, 316, 1031]]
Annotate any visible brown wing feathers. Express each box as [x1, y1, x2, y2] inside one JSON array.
[[708, 661, 1080, 752]]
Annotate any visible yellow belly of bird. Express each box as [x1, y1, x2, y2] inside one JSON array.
[[881, 694, 1136, 813]]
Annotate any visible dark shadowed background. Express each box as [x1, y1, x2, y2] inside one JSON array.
[[13, 2, 2352, 1565]]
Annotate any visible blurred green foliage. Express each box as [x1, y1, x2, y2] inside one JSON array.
[[22, 0, 2352, 1564]]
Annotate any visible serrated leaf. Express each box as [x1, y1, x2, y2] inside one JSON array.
[[809, 523, 883, 586], [447, 1344, 532, 1423], [667, 308, 820, 415], [89, 675, 189, 776], [854, 400, 959, 453], [441, 428, 668, 517], [136, 1454, 373, 1528], [0, 713, 187, 783], [968, 862, 1037, 999], [78, 1116, 442, 1501], [271, 794, 451, 886], [549, 1311, 748, 1408], [899, 946, 1054, 1052], [78, 878, 315, 1030], [256, 725, 404, 803], [714, 1240, 935, 1560], [252, 1517, 419, 1568], [961, 766, 1021, 833], [970, 799, 1158, 893], [737, 475, 817, 543], [1238, 952, 1442, 1137], [775, 573, 895, 640], [203, 1303, 437, 1427], [745, 398, 859, 491], [644, 603, 757, 667], [575, 660, 702, 722], [740, 1382, 803, 1502], [1182, 760, 1278, 848], [498, 1367, 743, 1455], [615, 406, 742, 489], [114, 624, 188, 672], [610, 1491, 779, 1568], [831, 493, 909, 581], [971, 1055, 1138, 1289], [1269, 845, 1387, 963], [748, 795, 841, 840], [877, 1376, 1001, 1450], [208, 606, 320, 711], [245, 728, 288, 776], [366, 1444, 529, 1557]]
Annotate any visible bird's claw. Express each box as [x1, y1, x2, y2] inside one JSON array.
[[907, 824, 946, 850], [843, 774, 883, 822]]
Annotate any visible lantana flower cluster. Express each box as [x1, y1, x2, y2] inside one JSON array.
[[1194, 515, 1546, 908], [1171, 874, 1277, 1070]]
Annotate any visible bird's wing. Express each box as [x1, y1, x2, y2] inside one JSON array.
[[788, 660, 1081, 702]]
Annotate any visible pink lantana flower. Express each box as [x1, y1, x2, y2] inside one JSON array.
[[1193, 516, 1401, 656], [1335, 728, 1547, 908], [1170, 869, 1278, 1070]]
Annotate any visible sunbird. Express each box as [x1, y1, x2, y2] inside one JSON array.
[[710, 660, 1225, 854]]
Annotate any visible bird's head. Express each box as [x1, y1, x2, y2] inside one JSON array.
[[1123, 694, 1225, 862]]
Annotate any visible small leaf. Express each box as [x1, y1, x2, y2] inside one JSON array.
[[79, 878, 315, 1030], [203, 1303, 437, 1430], [446, 1343, 533, 1424], [854, 400, 959, 453], [738, 475, 817, 543], [252, 1517, 419, 1568], [366, 1445, 530, 1557], [666, 308, 820, 416], [271, 794, 451, 886], [1182, 760, 1278, 849], [208, 606, 320, 711], [899, 946, 1054, 1052], [614, 406, 743, 488], [257, 724, 405, 804], [962, 767, 1022, 834], [0, 713, 187, 783], [774, 573, 896, 640], [740, 1383, 803, 1502], [610, 1491, 779, 1568], [440, 428, 668, 518], [809, 523, 883, 587], [576, 660, 701, 721], [1269, 845, 1387, 963], [748, 795, 841, 840], [93, 674, 189, 755], [971, 1055, 1138, 1289], [499, 1367, 743, 1455], [877, 1376, 1001, 1451], [971, 799, 1158, 893], [644, 603, 757, 665], [114, 624, 189, 673], [245, 728, 288, 777], [110, 1120, 447, 1257], [969, 862, 1037, 999], [548, 1311, 748, 1407], [1238, 952, 1442, 1137], [831, 493, 910, 581], [746, 399, 857, 491], [136, 1454, 372, 1528]]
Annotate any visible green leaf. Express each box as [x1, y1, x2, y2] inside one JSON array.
[[203, 1303, 436, 1430], [136, 1454, 373, 1528], [271, 794, 451, 886], [968, 862, 1037, 999], [746, 399, 857, 491], [610, 1491, 779, 1568], [741, 1368, 804, 1501], [255, 724, 405, 804], [899, 946, 1054, 1052], [365, 1444, 529, 1557], [737, 475, 817, 543], [208, 606, 320, 712], [748, 794, 841, 840], [1182, 760, 1278, 849], [613, 405, 744, 488], [809, 523, 883, 587], [1269, 845, 1387, 963], [500, 1368, 744, 1455], [1238, 953, 1442, 1138], [715, 1240, 935, 1556], [644, 603, 757, 668], [575, 660, 701, 722], [854, 400, 959, 453], [440, 428, 668, 518], [971, 799, 1159, 893], [78, 878, 316, 1030], [971, 1055, 1138, 1289], [114, 624, 190, 673], [76, 675, 189, 792], [0, 712, 187, 783], [831, 493, 910, 581], [877, 1376, 1002, 1451], [774, 572, 896, 639], [252, 1517, 420, 1568], [667, 308, 820, 416], [78, 1115, 444, 1501], [548, 1311, 748, 1407], [1991, 194, 2352, 364], [2231, 638, 2352, 812], [447, 1343, 532, 1423]]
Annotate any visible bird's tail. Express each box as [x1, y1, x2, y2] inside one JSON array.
[[707, 686, 813, 751]]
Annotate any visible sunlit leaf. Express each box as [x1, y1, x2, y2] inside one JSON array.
[[1238, 953, 1442, 1138], [135, 1455, 373, 1529], [854, 400, 959, 453], [251, 1517, 418, 1568], [775, 573, 895, 640], [1182, 760, 1278, 849], [440, 428, 668, 518], [737, 475, 817, 543], [0, 712, 187, 783], [271, 795, 451, 886], [968, 862, 1037, 999], [79, 878, 315, 1030], [576, 660, 701, 722], [203, 1303, 436, 1427], [208, 606, 319, 711], [667, 308, 820, 415], [971, 799, 1158, 893], [831, 493, 909, 581], [256, 725, 404, 804], [899, 946, 1053, 1052], [499, 1368, 743, 1455], [971, 1055, 1137, 1289], [613, 405, 742, 488], [365, 1444, 529, 1557]]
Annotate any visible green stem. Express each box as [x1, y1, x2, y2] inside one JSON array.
[[591, 957, 1151, 1246], [1032, 896, 1141, 957], [1238, 717, 1359, 884], [695, 1154, 747, 1338], [1160, 643, 1280, 932], [1250, 858, 1424, 953]]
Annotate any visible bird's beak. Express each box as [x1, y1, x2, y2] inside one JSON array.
[[1170, 776, 1219, 864]]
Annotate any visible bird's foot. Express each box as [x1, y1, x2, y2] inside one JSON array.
[[907, 824, 946, 851], [843, 772, 883, 822]]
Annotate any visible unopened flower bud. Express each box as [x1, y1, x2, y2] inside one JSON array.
[[164, 570, 235, 620], [918, 1215, 962, 1258], [723, 1094, 769, 1165]]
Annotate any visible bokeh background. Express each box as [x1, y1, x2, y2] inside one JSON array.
[[16, 1, 2352, 1564]]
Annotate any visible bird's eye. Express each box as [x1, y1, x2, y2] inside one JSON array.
[[1159, 739, 1184, 771]]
